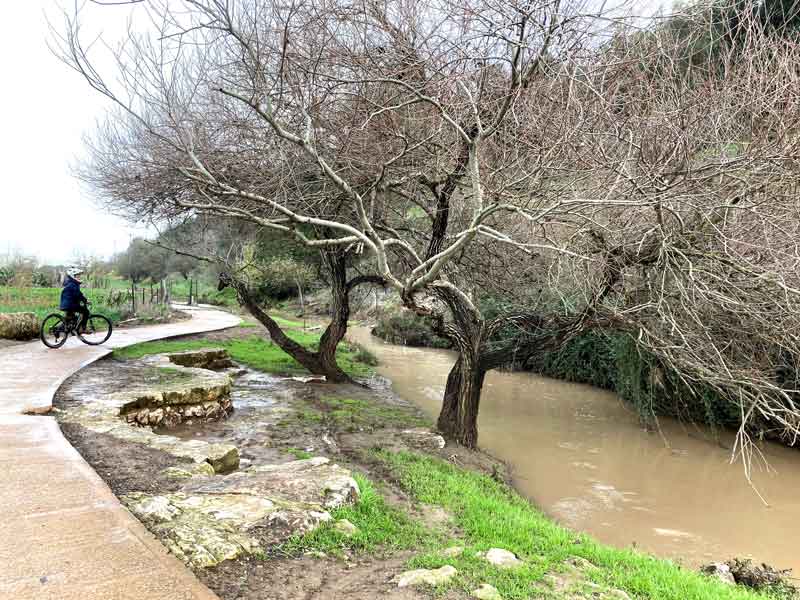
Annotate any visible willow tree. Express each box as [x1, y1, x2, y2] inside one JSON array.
[[57, 0, 800, 454]]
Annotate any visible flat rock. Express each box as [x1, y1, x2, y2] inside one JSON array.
[[58, 353, 238, 473], [396, 565, 457, 587], [166, 348, 235, 370], [478, 548, 523, 569], [124, 457, 359, 567], [441, 546, 464, 558], [161, 463, 216, 480], [400, 428, 446, 450], [472, 583, 502, 600]]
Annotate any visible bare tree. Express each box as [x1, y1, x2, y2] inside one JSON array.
[[55, 0, 800, 459]]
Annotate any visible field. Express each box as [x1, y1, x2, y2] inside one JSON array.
[[0, 286, 123, 322]]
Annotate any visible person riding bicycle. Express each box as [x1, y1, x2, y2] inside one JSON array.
[[60, 267, 90, 333]]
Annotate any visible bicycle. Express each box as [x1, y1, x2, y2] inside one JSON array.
[[40, 303, 113, 349]]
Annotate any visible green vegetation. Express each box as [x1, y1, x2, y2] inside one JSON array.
[[290, 451, 777, 600], [0, 285, 122, 322], [373, 307, 452, 349], [113, 327, 376, 378], [317, 396, 430, 431], [285, 473, 432, 556], [527, 332, 742, 432], [284, 447, 314, 460]]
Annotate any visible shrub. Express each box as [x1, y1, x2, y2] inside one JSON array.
[[372, 308, 451, 349]]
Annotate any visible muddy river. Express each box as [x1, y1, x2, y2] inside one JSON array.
[[349, 327, 800, 573]]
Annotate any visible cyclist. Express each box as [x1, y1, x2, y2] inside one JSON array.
[[60, 267, 90, 333]]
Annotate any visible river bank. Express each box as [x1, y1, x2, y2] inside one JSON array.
[[349, 325, 800, 579], [49, 320, 790, 599]]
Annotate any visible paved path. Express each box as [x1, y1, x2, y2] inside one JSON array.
[[0, 306, 240, 600]]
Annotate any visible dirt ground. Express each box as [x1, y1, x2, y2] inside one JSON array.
[[52, 329, 509, 600]]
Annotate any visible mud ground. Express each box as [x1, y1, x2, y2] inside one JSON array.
[[53, 327, 507, 600]]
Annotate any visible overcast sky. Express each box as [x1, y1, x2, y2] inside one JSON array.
[[0, 0, 153, 266], [0, 0, 667, 267]]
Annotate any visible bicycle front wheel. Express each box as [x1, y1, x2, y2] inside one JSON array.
[[77, 314, 113, 346], [40, 313, 68, 349]]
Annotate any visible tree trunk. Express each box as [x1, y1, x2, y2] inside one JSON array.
[[437, 358, 462, 437], [437, 350, 486, 448], [315, 251, 352, 383]]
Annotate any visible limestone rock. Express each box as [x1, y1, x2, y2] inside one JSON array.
[[333, 519, 359, 537], [0, 312, 38, 340], [471, 583, 502, 600], [123, 457, 360, 567], [206, 444, 240, 474], [441, 546, 464, 558], [166, 348, 235, 370], [161, 463, 215, 480], [400, 428, 446, 450], [396, 565, 457, 587], [701, 562, 736, 585], [478, 548, 523, 569]]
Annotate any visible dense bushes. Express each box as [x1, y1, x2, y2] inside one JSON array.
[[526, 331, 746, 432], [372, 308, 452, 349]]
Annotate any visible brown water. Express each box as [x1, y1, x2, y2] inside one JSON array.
[[350, 327, 800, 572]]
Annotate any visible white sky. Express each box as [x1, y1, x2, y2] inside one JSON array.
[[0, 0, 153, 265], [0, 0, 667, 267]]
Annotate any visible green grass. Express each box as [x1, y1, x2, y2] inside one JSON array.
[[316, 396, 430, 431], [285, 447, 314, 460], [0, 286, 122, 322], [364, 451, 780, 600], [113, 327, 376, 378], [284, 473, 432, 557], [269, 315, 305, 328]]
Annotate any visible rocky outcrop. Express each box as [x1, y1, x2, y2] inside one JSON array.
[[58, 350, 239, 473], [121, 352, 234, 428], [0, 312, 38, 340], [166, 348, 235, 370], [123, 456, 360, 567]]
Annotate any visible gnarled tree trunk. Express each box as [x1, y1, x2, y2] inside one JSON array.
[[220, 251, 383, 384]]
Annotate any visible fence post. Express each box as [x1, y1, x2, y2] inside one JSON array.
[[131, 282, 136, 314]]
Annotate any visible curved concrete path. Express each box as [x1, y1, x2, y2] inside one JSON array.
[[0, 305, 240, 600]]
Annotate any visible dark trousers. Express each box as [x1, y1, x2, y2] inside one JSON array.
[[69, 305, 91, 330]]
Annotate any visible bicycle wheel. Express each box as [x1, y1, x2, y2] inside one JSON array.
[[77, 314, 113, 346], [40, 313, 69, 349]]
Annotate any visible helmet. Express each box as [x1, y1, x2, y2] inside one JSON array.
[[66, 267, 85, 279]]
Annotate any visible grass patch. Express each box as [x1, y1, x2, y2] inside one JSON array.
[[317, 396, 430, 431], [113, 325, 376, 378], [0, 285, 122, 322], [372, 451, 777, 600], [285, 447, 314, 460], [284, 473, 432, 557], [269, 315, 305, 328]]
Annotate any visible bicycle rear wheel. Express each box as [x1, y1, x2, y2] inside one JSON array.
[[40, 314, 68, 349], [77, 314, 113, 346]]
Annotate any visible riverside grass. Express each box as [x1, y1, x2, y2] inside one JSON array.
[[287, 451, 780, 600], [113, 326, 375, 378]]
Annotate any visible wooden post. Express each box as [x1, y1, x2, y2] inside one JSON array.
[[131, 282, 136, 314]]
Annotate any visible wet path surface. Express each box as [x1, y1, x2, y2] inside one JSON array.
[[350, 326, 800, 573], [0, 306, 239, 600]]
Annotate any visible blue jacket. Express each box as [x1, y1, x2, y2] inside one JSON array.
[[60, 277, 87, 311]]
